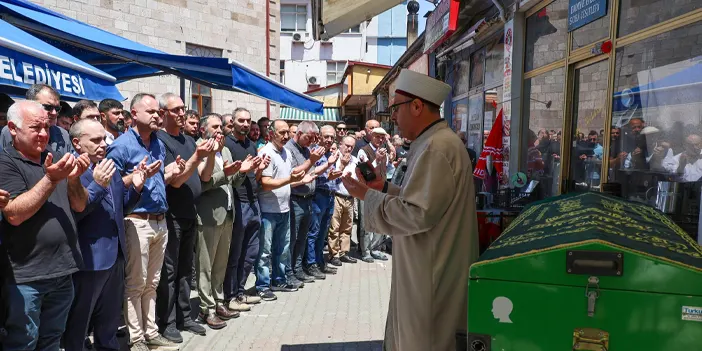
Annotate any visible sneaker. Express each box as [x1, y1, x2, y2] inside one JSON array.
[[258, 289, 278, 301], [287, 275, 305, 289], [228, 297, 251, 312], [160, 325, 183, 343], [305, 265, 326, 280], [362, 256, 375, 263], [146, 335, 180, 350], [130, 341, 150, 351], [329, 257, 342, 266], [340, 255, 357, 263], [371, 251, 389, 261], [270, 281, 298, 292], [295, 271, 315, 283], [241, 294, 262, 305], [181, 320, 206, 336], [322, 266, 337, 274]]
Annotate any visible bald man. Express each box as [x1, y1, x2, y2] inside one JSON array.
[[352, 119, 380, 156]]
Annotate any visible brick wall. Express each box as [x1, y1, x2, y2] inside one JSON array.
[[33, 0, 279, 119]]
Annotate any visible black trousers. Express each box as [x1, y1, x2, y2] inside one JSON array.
[[156, 217, 197, 329], [64, 258, 124, 351], [224, 199, 261, 300]]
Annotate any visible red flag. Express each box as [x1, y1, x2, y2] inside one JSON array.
[[473, 107, 504, 180]]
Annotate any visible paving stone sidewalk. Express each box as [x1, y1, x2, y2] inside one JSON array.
[[180, 256, 392, 351]]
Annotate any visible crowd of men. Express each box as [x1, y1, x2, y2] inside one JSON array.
[[0, 83, 402, 351]]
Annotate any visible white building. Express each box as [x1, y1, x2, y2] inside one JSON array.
[[279, 0, 410, 95]]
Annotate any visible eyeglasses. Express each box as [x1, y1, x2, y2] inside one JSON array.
[[388, 99, 414, 114], [42, 104, 61, 113], [84, 114, 102, 121], [336, 127, 347, 131]]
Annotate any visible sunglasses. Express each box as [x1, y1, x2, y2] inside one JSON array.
[[337, 127, 347, 131], [42, 104, 61, 113]]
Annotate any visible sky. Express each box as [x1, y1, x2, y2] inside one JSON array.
[[417, 0, 435, 34]]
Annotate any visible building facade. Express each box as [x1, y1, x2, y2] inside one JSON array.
[[31, 0, 281, 119], [279, 0, 409, 94]]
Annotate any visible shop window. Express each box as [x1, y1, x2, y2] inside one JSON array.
[[467, 93, 484, 153], [452, 49, 471, 97], [522, 67, 566, 200], [470, 48, 485, 89], [451, 97, 468, 133], [618, 0, 699, 37], [571, 7, 610, 51], [281, 4, 307, 32], [186, 43, 222, 115], [484, 37, 504, 89], [608, 21, 702, 203], [326, 61, 346, 84], [524, 0, 568, 72]]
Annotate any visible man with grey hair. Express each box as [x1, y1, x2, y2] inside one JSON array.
[[195, 113, 259, 329], [307, 125, 343, 270], [0, 100, 90, 350], [284, 121, 333, 283], [327, 135, 359, 264], [107, 93, 184, 351], [0, 84, 73, 155], [155, 92, 217, 341]]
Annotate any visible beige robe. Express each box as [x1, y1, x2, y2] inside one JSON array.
[[364, 121, 478, 351]]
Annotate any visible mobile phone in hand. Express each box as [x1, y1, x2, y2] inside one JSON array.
[[357, 162, 377, 182]]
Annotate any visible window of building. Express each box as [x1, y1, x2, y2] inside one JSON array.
[[522, 67, 566, 200], [326, 61, 346, 84], [470, 48, 485, 89], [524, 0, 568, 72], [452, 48, 470, 97], [484, 36, 504, 89], [280, 60, 285, 84], [186, 43, 222, 115], [618, 0, 699, 37], [281, 4, 307, 32], [571, 6, 609, 51], [609, 21, 702, 200]]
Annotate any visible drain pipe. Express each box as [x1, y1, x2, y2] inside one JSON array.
[[266, 0, 271, 118], [491, 0, 506, 22]]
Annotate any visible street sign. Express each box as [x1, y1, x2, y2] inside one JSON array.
[[568, 0, 607, 32]]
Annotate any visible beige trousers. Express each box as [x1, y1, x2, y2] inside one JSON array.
[[123, 217, 168, 344], [328, 195, 354, 258], [196, 215, 233, 315]]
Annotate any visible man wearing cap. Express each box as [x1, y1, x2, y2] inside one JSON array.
[[356, 127, 394, 262], [341, 69, 478, 351]]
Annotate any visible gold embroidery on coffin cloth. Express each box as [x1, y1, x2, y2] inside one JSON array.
[[473, 192, 702, 272]]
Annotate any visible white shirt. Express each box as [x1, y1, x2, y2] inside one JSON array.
[[214, 152, 232, 211], [662, 150, 702, 181], [357, 143, 394, 176], [336, 155, 358, 196], [105, 131, 117, 145]]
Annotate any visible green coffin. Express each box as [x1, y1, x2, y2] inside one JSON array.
[[467, 192, 702, 351]]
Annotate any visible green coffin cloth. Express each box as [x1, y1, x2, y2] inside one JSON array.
[[477, 192, 702, 271]]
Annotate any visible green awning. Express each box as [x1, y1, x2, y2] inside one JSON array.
[[280, 107, 341, 122]]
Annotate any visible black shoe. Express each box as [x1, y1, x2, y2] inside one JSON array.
[[287, 275, 305, 289], [295, 271, 315, 283], [305, 265, 326, 280], [340, 256, 357, 263], [329, 257, 342, 266], [270, 281, 298, 292], [181, 320, 206, 336], [322, 266, 337, 274], [258, 289, 277, 301], [161, 324, 183, 343]]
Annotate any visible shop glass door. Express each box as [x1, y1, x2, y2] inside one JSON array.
[[567, 59, 609, 193]]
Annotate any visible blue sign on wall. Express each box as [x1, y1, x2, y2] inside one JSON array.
[[568, 0, 608, 32]]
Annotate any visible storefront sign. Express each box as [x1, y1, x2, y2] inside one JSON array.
[[0, 46, 120, 101], [568, 0, 608, 32], [501, 20, 514, 187], [424, 0, 460, 54]]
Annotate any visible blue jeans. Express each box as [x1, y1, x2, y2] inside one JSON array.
[[255, 212, 291, 291], [307, 191, 335, 266], [288, 196, 312, 275], [3, 275, 74, 351]]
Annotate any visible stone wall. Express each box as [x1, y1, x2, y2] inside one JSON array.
[[34, 0, 280, 119]]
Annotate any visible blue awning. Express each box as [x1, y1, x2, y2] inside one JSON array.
[[0, 18, 123, 101], [0, 0, 323, 114]]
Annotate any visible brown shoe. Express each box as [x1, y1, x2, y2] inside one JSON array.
[[199, 312, 226, 330], [215, 304, 240, 320]]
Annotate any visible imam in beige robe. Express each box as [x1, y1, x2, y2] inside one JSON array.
[[364, 120, 478, 351]]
